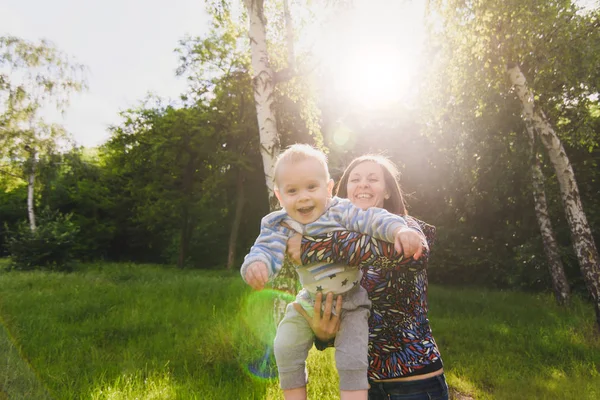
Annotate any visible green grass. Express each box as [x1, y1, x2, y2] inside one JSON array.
[[430, 287, 600, 399], [0, 261, 598, 399], [0, 310, 52, 399]]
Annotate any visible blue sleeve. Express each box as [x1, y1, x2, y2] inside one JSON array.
[[240, 215, 290, 283], [335, 199, 407, 243]]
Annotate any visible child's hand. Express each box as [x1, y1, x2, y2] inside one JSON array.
[[245, 261, 269, 290], [394, 228, 427, 260]]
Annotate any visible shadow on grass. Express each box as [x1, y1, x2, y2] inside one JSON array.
[[0, 320, 52, 400]]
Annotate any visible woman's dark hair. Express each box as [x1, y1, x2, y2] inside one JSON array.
[[336, 155, 408, 215]]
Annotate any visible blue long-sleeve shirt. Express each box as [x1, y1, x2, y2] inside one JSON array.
[[241, 196, 408, 294]]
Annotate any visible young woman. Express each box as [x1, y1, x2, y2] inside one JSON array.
[[288, 155, 448, 400]]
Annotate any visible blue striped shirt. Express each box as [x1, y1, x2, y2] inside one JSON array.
[[241, 197, 407, 292]]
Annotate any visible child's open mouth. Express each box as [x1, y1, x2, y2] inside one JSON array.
[[297, 206, 315, 216]]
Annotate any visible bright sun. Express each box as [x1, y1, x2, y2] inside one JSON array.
[[309, 0, 426, 108]]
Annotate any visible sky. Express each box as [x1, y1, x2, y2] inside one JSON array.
[[1, 0, 210, 148], [3, 0, 596, 149]]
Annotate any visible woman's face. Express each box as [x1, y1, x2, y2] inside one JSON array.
[[346, 161, 389, 210]]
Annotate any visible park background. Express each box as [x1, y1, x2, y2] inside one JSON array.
[[1, 0, 600, 398]]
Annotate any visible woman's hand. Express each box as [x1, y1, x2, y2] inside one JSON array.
[[292, 291, 342, 342], [286, 233, 302, 264]]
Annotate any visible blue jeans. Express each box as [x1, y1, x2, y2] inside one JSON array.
[[368, 374, 449, 400]]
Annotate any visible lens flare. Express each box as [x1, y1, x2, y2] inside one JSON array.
[[241, 289, 295, 343], [238, 289, 296, 381], [330, 122, 357, 151]]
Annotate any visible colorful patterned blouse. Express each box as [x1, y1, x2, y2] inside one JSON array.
[[241, 196, 408, 295], [300, 216, 443, 381]]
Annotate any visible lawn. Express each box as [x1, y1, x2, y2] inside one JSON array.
[[0, 261, 598, 399]]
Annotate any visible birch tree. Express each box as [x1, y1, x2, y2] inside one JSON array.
[[183, 0, 317, 321], [426, 1, 600, 321], [243, 0, 280, 207], [242, 0, 300, 322], [509, 64, 599, 323], [522, 110, 571, 305], [1, 36, 86, 231]]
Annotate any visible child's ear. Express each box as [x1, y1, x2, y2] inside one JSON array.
[[327, 179, 334, 196], [274, 188, 283, 205]]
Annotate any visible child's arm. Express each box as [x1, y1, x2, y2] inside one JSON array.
[[240, 215, 289, 290], [330, 199, 412, 245], [332, 199, 427, 259], [333, 200, 413, 256], [395, 228, 426, 260], [337, 200, 407, 242]]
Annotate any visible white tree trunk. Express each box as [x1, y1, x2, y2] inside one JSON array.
[[509, 64, 600, 328], [244, 0, 296, 326], [244, 0, 280, 210], [27, 151, 36, 232], [525, 126, 570, 305]]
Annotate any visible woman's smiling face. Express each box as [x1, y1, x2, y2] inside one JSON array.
[[346, 161, 389, 210]]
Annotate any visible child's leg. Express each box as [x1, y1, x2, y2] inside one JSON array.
[[282, 387, 307, 400], [274, 293, 314, 396], [335, 287, 370, 399]]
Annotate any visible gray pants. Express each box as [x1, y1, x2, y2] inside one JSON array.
[[273, 285, 371, 391]]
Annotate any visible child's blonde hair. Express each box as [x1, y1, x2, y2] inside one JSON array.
[[273, 144, 330, 188]]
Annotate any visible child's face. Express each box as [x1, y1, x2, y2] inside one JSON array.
[[275, 158, 334, 224]]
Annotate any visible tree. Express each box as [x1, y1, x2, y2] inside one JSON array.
[[426, 0, 600, 323], [177, 11, 263, 270], [178, 1, 321, 275], [103, 100, 234, 267], [509, 63, 599, 320], [0, 36, 86, 231], [524, 111, 571, 304], [36, 149, 118, 260], [243, 0, 282, 208], [242, 0, 315, 328]]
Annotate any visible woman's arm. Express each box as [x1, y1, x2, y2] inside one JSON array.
[[285, 217, 436, 348], [299, 215, 435, 271], [300, 231, 430, 272]]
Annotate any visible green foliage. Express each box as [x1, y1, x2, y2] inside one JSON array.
[[0, 185, 27, 256], [409, 0, 600, 291], [34, 150, 117, 261], [99, 96, 267, 267], [6, 209, 79, 271], [0, 36, 86, 112], [1, 36, 86, 162]]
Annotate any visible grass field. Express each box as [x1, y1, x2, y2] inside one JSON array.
[[0, 261, 599, 399]]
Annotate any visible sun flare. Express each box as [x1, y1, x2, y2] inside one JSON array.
[[310, 0, 426, 108], [334, 42, 412, 107]]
